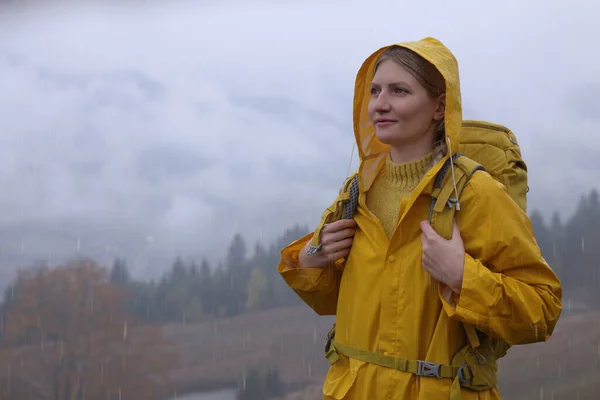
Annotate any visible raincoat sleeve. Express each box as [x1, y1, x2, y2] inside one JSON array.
[[278, 233, 343, 316], [440, 171, 563, 345]]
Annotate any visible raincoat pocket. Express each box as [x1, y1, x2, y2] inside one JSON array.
[[322, 354, 365, 399]]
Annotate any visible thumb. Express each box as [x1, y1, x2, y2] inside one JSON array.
[[451, 220, 463, 243], [420, 220, 438, 239]]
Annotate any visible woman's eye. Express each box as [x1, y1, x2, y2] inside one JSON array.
[[394, 88, 408, 94], [370, 87, 380, 96]]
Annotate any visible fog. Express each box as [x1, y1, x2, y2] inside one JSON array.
[[0, 0, 597, 278]]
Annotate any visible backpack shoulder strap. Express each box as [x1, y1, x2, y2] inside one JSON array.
[[306, 172, 360, 257], [429, 153, 487, 349], [343, 173, 360, 220], [429, 153, 485, 240]]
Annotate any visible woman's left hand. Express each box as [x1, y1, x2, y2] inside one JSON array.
[[420, 219, 465, 294]]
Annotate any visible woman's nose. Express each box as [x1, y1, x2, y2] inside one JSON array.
[[374, 92, 391, 112]]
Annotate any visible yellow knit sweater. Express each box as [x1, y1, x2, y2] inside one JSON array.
[[366, 151, 435, 238]]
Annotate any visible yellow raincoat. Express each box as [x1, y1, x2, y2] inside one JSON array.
[[278, 37, 562, 399]]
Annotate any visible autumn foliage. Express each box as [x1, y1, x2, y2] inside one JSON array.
[[0, 258, 179, 400]]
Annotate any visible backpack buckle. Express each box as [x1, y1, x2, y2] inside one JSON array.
[[457, 364, 472, 384], [416, 360, 442, 378]]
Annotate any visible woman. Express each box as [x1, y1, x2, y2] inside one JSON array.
[[277, 37, 562, 399]]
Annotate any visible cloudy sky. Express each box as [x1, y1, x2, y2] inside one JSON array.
[[0, 0, 597, 280]]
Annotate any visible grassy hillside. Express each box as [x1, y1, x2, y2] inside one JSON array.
[[162, 305, 600, 399], [163, 306, 336, 391]]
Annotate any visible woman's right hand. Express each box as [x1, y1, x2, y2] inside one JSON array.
[[299, 219, 357, 269]]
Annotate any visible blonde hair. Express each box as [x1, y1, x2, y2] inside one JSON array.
[[374, 46, 447, 165]]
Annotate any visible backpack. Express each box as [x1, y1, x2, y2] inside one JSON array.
[[323, 119, 528, 394]]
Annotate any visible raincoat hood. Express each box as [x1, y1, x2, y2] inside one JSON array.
[[353, 37, 462, 191]]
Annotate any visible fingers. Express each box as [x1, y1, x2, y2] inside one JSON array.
[[322, 227, 355, 255], [323, 219, 356, 233], [322, 219, 356, 246], [319, 219, 357, 261], [327, 248, 351, 263], [322, 225, 356, 245], [323, 236, 354, 255]]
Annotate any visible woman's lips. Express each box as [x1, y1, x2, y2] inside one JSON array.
[[375, 119, 396, 126]]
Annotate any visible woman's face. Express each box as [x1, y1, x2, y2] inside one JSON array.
[[368, 59, 444, 152]]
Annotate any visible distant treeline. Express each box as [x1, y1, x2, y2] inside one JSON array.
[[529, 189, 600, 305], [5, 189, 600, 326], [104, 189, 600, 323], [106, 224, 310, 324]]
